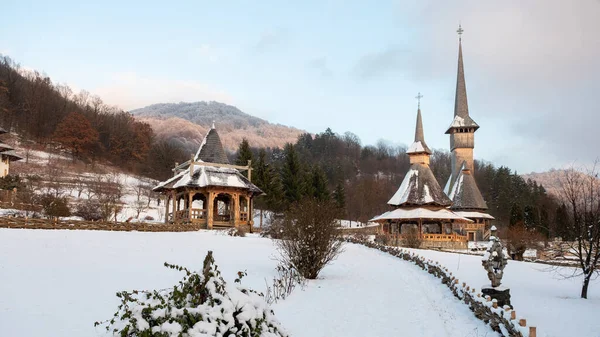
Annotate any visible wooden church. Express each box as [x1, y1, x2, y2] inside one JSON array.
[[154, 123, 263, 230], [0, 127, 22, 178], [372, 26, 494, 248]]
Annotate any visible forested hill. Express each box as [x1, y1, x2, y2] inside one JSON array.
[[131, 102, 305, 153]]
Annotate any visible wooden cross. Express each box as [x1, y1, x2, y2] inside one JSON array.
[[415, 92, 423, 109], [457, 24, 464, 41]]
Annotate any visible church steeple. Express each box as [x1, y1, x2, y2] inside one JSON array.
[[407, 94, 432, 164]]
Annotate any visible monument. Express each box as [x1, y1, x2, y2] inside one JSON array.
[[481, 226, 511, 307]]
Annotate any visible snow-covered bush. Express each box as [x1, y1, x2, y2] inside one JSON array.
[[96, 251, 288, 337], [75, 199, 103, 221]]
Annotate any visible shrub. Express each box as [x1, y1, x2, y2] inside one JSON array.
[[96, 251, 288, 337], [401, 227, 422, 249], [39, 194, 71, 219], [75, 200, 103, 221], [264, 263, 306, 304], [227, 226, 247, 237], [273, 198, 344, 279]]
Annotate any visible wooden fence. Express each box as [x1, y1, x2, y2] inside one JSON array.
[[0, 217, 203, 232]]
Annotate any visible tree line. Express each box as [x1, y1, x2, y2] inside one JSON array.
[[0, 56, 188, 180], [235, 128, 565, 238]]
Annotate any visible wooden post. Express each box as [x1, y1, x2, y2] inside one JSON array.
[[207, 192, 214, 229], [247, 160, 252, 181], [519, 319, 527, 327], [233, 193, 240, 228], [511, 311, 516, 320], [164, 194, 169, 224], [188, 191, 193, 224], [529, 327, 536, 337], [171, 191, 177, 224]]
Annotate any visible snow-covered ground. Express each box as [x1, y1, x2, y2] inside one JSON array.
[[406, 248, 600, 337], [0, 229, 494, 337]]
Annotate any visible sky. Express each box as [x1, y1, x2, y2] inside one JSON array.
[[2, 0, 600, 174]]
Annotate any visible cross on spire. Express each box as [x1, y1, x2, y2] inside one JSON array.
[[415, 92, 423, 109], [457, 24, 464, 41]]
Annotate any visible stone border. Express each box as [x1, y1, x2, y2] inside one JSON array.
[[344, 238, 537, 337]]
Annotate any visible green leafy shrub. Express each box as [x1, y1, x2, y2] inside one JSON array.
[[96, 251, 288, 337]]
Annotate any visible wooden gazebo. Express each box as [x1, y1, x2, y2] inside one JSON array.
[[153, 124, 263, 230]]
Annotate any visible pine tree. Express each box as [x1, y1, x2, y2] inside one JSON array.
[[235, 138, 253, 178], [281, 143, 303, 207], [332, 181, 346, 214], [311, 165, 330, 201], [554, 203, 571, 240], [509, 203, 524, 227]]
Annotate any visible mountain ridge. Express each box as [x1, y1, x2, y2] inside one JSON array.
[[131, 101, 305, 153]]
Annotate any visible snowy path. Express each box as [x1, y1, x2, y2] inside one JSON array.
[[274, 244, 492, 337], [0, 229, 492, 337]]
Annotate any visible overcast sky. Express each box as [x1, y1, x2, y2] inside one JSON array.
[[2, 0, 599, 173]]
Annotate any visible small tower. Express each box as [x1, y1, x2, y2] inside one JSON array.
[[407, 93, 432, 166], [445, 24, 480, 194]]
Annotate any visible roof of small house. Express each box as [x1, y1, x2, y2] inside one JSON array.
[[447, 163, 488, 211], [0, 127, 7, 135], [388, 163, 452, 207], [1, 150, 23, 161], [371, 207, 473, 222], [0, 142, 14, 153], [194, 124, 229, 164]]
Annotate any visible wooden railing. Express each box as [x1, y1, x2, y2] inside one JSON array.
[[461, 223, 485, 230], [214, 214, 231, 222], [190, 208, 206, 220], [421, 233, 468, 242]]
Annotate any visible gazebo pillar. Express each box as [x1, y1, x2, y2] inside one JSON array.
[[164, 194, 170, 224], [171, 191, 177, 224], [233, 193, 240, 228], [207, 191, 214, 229], [188, 190, 193, 224]]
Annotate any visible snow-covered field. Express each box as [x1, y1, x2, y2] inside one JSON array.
[[0, 229, 496, 337], [407, 248, 600, 337]]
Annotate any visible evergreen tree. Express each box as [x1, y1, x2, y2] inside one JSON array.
[[332, 181, 346, 213], [235, 138, 253, 167], [281, 143, 303, 207], [555, 203, 572, 240], [509, 203, 524, 227], [311, 165, 330, 201]]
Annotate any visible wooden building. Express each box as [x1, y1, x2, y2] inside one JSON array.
[[371, 107, 473, 249], [443, 25, 494, 241], [153, 124, 263, 230], [0, 127, 22, 178]]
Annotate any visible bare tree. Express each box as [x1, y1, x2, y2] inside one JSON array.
[[558, 162, 600, 299], [133, 180, 151, 218], [273, 198, 344, 279]]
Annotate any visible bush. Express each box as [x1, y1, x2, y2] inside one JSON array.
[[274, 198, 344, 279], [39, 194, 71, 219], [0, 174, 23, 190], [96, 251, 288, 337], [75, 200, 103, 221], [264, 263, 305, 304], [227, 226, 247, 237], [401, 227, 422, 249]]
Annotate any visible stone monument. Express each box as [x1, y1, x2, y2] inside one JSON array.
[[481, 226, 511, 307]]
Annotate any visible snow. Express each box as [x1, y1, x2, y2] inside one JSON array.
[[455, 211, 496, 220], [372, 207, 473, 222], [422, 184, 433, 203], [406, 248, 600, 337], [0, 229, 495, 337], [406, 140, 427, 154], [448, 169, 464, 200], [337, 219, 379, 229], [387, 167, 418, 205]]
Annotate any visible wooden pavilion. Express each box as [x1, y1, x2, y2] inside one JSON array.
[[153, 124, 263, 230]]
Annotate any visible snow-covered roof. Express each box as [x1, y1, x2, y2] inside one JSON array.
[[406, 109, 432, 155], [0, 127, 7, 135], [448, 164, 488, 211], [0, 142, 14, 153], [406, 141, 431, 155], [388, 163, 452, 207], [454, 211, 495, 220], [154, 164, 262, 194], [1, 150, 23, 161], [371, 207, 473, 222]]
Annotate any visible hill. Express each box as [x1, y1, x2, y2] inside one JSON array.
[[131, 101, 305, 153], [521, 169, 600, 198]]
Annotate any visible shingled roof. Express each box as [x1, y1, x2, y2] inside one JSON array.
[[194, 125, 229, 164], [154, 165, 262, 194], [447, 163, 487, 211], [0, 127, 7, 135], [407, 109, 432, 155], [388, 163, 452, 207]]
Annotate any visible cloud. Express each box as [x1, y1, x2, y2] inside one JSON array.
[[93, 72, 234, 111], [191, 44, 219, 63], [254, 28, 287, 51], [307, 57, 332, 77], [352, 47, 407, 79]]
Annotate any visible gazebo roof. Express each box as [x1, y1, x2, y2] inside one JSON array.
[[154, 164, 262, 194], [0, 142, 14, 153], [1, 150, 22, 161], [194, 124, 229, 164], [447, 162, 488, 211], [0, 127, 7, 135]]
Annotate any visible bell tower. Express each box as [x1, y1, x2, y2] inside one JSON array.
[[445, 25, 480, 194]]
